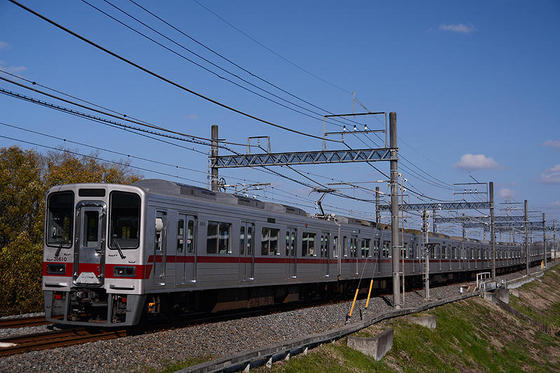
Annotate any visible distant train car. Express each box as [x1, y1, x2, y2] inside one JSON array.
[[42, 179, 546, 326]]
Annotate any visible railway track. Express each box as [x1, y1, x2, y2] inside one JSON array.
[[0, 328, 128, 357], [0, 276, 482, 358], [0, 316, 49, 329]]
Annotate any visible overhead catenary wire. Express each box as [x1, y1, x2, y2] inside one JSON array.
[[6, 0, 457, 226], [8, 0, 341, 143], [191, 0, 352, 96], [0, 84, 391, 213]]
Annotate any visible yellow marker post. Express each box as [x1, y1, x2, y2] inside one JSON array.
[[365, 279, 374, 309], [348, 288, 360, 318]]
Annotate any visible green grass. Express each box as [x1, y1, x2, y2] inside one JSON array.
[[140, 357, 210, 373], [266, 290, 560, 372], [151, 267, 560, 373]]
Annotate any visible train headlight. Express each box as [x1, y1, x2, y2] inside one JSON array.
[[113, 266, 136, 277], [46, 264, 66, 274]]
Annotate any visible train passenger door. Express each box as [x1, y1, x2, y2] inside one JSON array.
[[176, 214, 197, 285], [73, 201, 106, 286], [153, 211, 167, 286], [286, 228, 297, 278], [239, 222, 255, 281], [320, 233, 330, 277]]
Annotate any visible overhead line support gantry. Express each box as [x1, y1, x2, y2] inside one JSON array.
[[210, 112, 404, 309]]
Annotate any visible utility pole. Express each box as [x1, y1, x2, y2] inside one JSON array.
[[554, 220, 557, 263], [432, 209, 437, 233], [375, 186, 381, 224], [400, 173, 405, 306], [490, 182, 496, 279], [390, 112, 401, 309], [462, 213, 466, 270], [524, 200, 529, 275], [543, 212, 547, 268], [211, 124, 219, 192], [422, 209, 430, 300]]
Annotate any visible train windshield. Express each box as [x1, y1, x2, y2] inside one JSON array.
[[46, 191, 74, 247], [109, 191, 140, 249]]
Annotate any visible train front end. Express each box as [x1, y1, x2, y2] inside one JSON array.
[[42, 184, 146, 327]]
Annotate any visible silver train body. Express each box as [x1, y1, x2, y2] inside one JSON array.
[[43, 179, 546, 326]]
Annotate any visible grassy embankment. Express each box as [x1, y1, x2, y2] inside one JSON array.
[[257, 265, 560, 372]]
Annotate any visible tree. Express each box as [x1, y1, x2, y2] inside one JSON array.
[[0, 146, 44, 248], [0, 146, 141, 315]]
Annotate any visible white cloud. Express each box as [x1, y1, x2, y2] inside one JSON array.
[[0, 41, 8, 49], [498, 188, 515, 200], [0, 60, 27, 74], [454, 154, 499, 170], [439, 24, 475, 34], [544, 140, 560, 150], [540, 164, 560, 184]]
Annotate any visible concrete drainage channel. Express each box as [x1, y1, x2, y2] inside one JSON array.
[[179, 270, 548, 373]]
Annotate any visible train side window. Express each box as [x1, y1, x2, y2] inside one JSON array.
[[302, 232, 316, 256], [382, 240, 390, 258], [187, 219, 195, 253], [361, 239, 370, 257], [350, 238, 358, 258], [333, 236, 338, 258], [286, 230, 296, 257], [343, 236, 348, 257], [207, 221, 231, 254], [240, 225, 245, 255], [261, 227, 280, 256], [320, 234, 330, 257], [373, 239, 380, 258], [155, 217, 164, 251], [177, 219, 185, 253]]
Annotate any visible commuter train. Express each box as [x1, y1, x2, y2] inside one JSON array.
[[43, 179, 547, 326]]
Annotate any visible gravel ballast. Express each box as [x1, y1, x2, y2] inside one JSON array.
[[0, 265, 549, 373]]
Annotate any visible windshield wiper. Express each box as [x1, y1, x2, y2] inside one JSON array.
[[55, 242, 63, 257], [112, 236, 126, 259]]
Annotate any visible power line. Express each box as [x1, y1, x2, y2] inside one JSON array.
[[0, 120, 209, 176], [93, 0, 358, 129], [0, 133, 206, 186], [0, 74, 245, 148], [8, 0, 340, 143], [127, 0, 361, 127], [191, 0, 352, 95], [0, 87, 216, 149], [0, 88, 207, 156], [0, 84, 382, 208]]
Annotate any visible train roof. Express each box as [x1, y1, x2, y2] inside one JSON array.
[[133, 179, 309, 217]]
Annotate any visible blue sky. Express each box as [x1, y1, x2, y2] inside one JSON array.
[[0, 0, 558, 238]]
